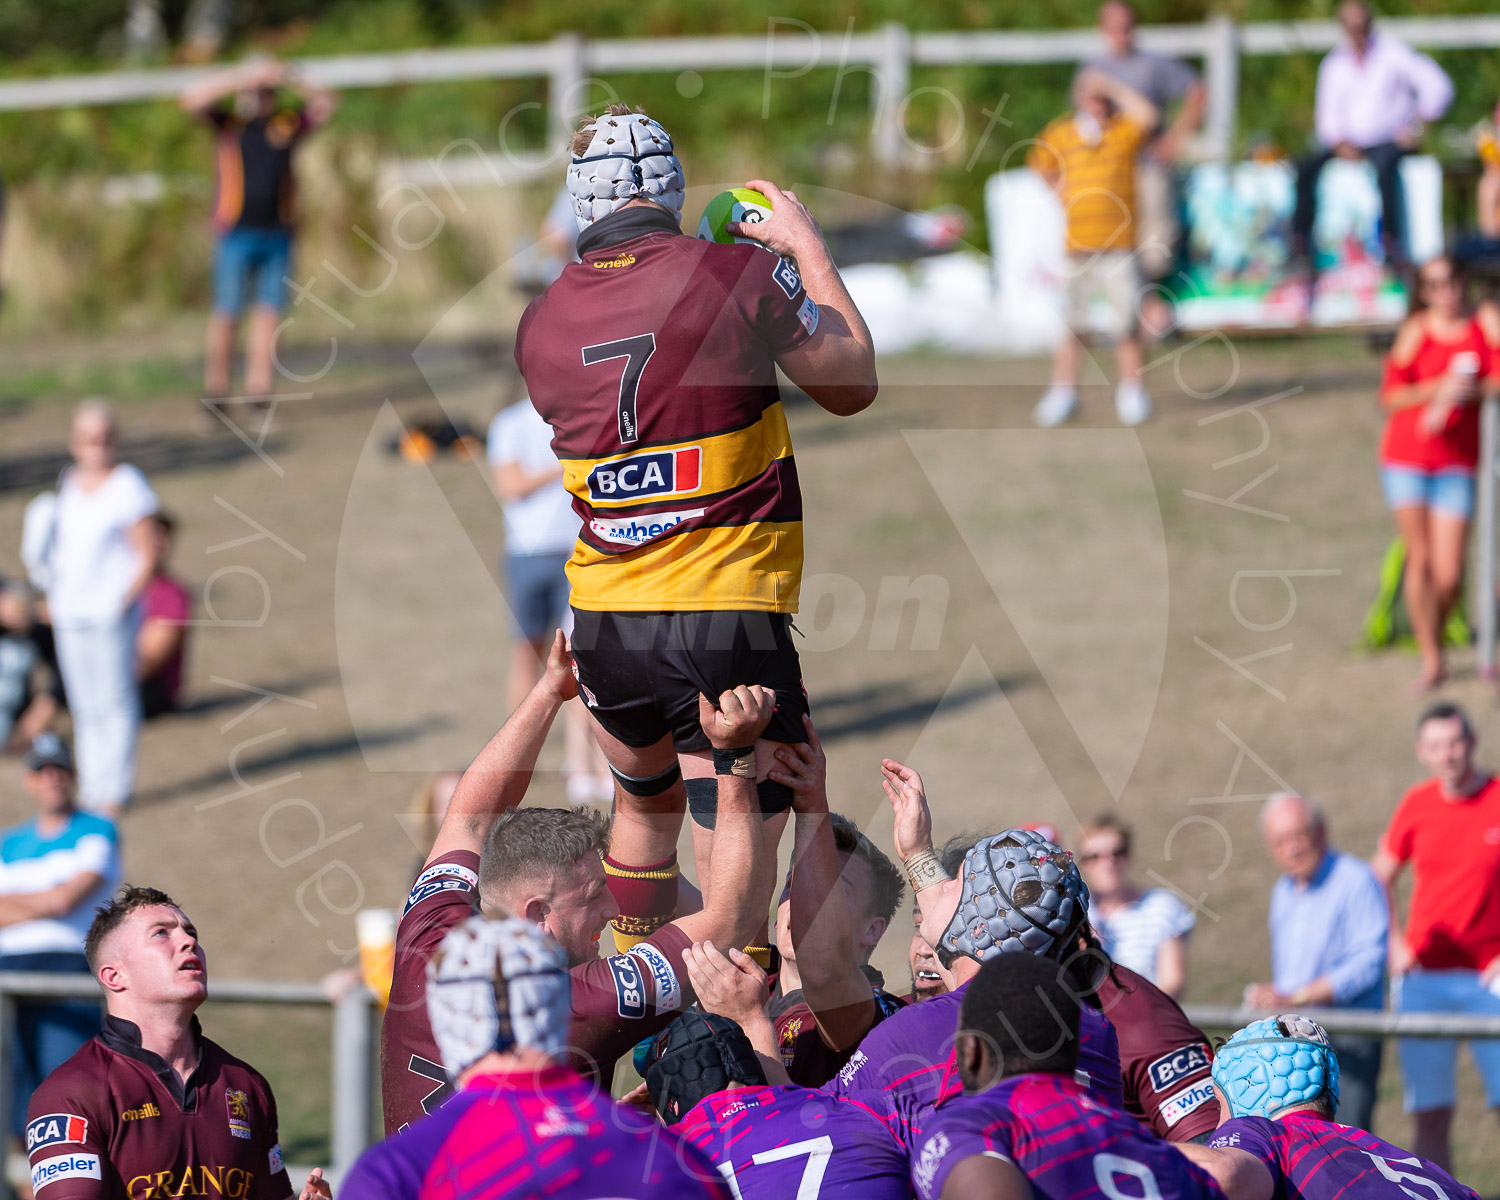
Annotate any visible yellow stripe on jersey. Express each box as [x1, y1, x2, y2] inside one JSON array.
[[1028, 115, 1146, 253], [561, 403, 792, 512], [567, 521, 804, 613]]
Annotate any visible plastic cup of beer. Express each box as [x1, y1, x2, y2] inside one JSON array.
[[356, 908, 397, 1005], [1452, 350, 1481, 379]]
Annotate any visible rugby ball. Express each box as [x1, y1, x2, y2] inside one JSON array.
[[697, 188, 772, 245]]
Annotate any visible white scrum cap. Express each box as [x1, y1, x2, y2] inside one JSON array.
[[425, 915, 571, 1078], [566, 110, 685, 229]]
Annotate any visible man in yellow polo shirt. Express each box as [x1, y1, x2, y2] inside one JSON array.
[[1028, 69, 1158, 427]]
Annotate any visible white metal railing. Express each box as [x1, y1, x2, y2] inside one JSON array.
[[2, 16, 1500, 163], [0, 972, 374, 1200], [1185, 1004, 1500, 1038]]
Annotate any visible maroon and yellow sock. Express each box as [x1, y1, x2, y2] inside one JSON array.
[[601, 852, 679, 952]]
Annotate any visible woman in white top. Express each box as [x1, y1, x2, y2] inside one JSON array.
[[1076, 814, 1194, 999], [45, 402, 160, 814]]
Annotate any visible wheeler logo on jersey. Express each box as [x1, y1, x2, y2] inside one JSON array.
[[589, 508, 704, 548], [1148, 1044, 1211, 1093], [1159, 1080, 1216, 1127], [269, 1144, 284, 1175], [628, 942, 682, 1013], [31, 1154, 100, 1192], [608, 952, 646, 1019], [586, 446, 702, 503], [226, 1089, 252, 1140], [26, 1114, 88, 1153]]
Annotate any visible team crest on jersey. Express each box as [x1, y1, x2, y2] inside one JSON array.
[[226, 1089, 252, 1140], [586, 446, 702, 504], [26, 1114, 87, 1153], [772, 256, 802, 299], [779, 1016, 803, 1067]]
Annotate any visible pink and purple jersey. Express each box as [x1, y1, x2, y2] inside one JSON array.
[[1208, 1112, 1479, 1200], [350, 1067, 725, 1200], [826, 982, 1124, 1111], [679, 1085, 926, 1200], [911, 1074, 1226, 1200]]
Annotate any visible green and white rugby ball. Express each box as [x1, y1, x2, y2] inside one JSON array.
[[697, 188, 773, 245]]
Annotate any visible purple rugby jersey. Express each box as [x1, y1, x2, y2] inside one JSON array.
[[347, 1066, 726, 1200], [911, 1073, 1226, 1200], [825, 982, 1123, 1111], [679, 1085, 924, 1200], [1209, 1112, 1479, 1200]]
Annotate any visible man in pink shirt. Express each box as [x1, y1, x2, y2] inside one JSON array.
[[1293, 0, 1452, 271], [136, 513, 190, 718]]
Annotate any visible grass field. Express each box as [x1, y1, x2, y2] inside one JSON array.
[[3, 327, 1500, 1191]]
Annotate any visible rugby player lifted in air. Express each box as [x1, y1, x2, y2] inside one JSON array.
[[381, 631, 776, 1132], [1182, 1016, 1479, 1200], [348, 916, 724, 1200], [516, 105, 877, 901], [26, 887, 329, 1200], [908, 953, 1227, 1200]]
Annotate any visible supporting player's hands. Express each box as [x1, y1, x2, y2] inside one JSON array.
[[296, 1168, 332, 1200], [880, 758, 934, 860], [540, 629, 578, 705], [768, 713, 828, 814], [684, 941, 771, 1028], [698, 685, 777, 749], [727, 180, 827, 266]]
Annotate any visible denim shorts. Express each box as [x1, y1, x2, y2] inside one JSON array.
[[504, 552, 572, 644], [1393, 968, 1500, 1112], [213, 227, 292, 316], [1380, 465, 1475, 519]]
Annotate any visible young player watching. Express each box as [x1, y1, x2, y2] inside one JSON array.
[[26, 887, 328, 1200]]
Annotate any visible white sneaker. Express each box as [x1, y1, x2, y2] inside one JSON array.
[[1033, 385, 1078, 428], [1115, 381, 1151, 426]]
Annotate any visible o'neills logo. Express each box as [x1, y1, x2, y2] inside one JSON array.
[[128, 1166, 255, 1198], [120, 1102, 161, 1121], [591, 253, 636, 269]]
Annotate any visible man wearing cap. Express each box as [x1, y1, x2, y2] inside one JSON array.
[[645, 1010, 919, 1200], [345, 915, 724, 1200], [828, 761, 1122, 1111], [1182, 1015, 1477, 1200], [517, 102, 877, 900], [0, 734, 119, 1157], [907, 953, 1225, 1200]]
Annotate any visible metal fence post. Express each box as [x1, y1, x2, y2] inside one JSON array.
[[872, 23, 912, 167], [550, 32, 587, 155], [330, 988, 375, 1181], [1202, 14, 1240, 161], [1476, 394, 1498, 679]]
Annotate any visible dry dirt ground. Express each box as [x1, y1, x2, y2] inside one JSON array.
[[3, 330, 1500, 1188]]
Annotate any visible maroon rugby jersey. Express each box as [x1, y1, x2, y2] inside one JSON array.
[[1096, 965, 1217, 1142], [26, 1015, 291, 1199], [380, 851, 696, 1133], [516, 204, 819, 614], [770, 970, 907, 1087]]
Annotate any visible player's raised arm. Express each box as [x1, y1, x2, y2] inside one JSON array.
[[771, 716, 878, 1049], [668, 687, 779, 951], [426, 630, 576, 865], [729, 179, 877, 416]]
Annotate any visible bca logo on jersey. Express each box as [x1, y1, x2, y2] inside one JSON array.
[[587, 447, 701, 503], [1148, 1044, 1211, 1092], [608, 952, 647, 1020], [26, 1114, 88, 1153]]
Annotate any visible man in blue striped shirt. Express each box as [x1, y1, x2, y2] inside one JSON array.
[[1244, 792, 1388, 1131]]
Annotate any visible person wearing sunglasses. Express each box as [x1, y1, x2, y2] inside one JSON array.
[[1379, 254, 1500, 691], [1076, 814, 1192, 1001]]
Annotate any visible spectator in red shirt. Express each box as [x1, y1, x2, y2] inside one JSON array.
[[1372, 701, 1500, 1171], [1378, 255, 1500, 691], [136, 513, 191, 719]]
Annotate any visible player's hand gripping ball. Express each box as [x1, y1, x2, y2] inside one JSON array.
[[697, 188, 773, 245]]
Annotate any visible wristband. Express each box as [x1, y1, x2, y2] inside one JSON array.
[[713, 747, 757, 778], [903, 848, 950, 893]]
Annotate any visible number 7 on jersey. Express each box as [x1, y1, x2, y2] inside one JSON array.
[[582, 333, 657, 446]]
